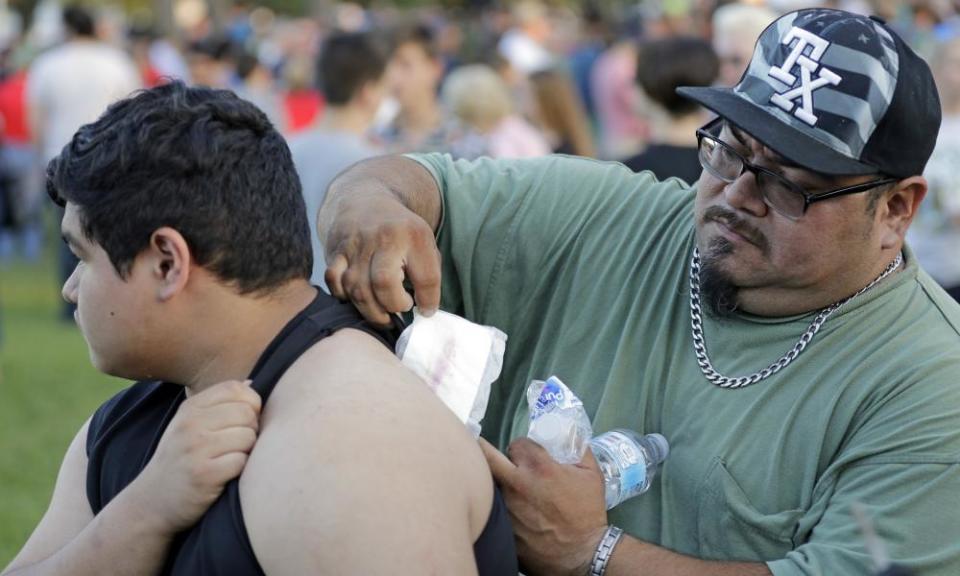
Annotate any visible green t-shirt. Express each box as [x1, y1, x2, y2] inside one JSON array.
[[412, 153, 960, 576]]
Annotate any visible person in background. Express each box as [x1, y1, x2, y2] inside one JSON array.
[[591, 35, 648, 159], [908, 35, 960, 301], [232, 49, 283, 130], [623, 36, 718, 184], [485, 50, 539, 136], [127, 27, 164, 88], [0, 43, 41, 263], [441, 64, 550, 160], [378, 24, 451, 153], [711, 2, 777, 87], [185, 36, 231, 88], [26, 5, 140, 171], [497, 0, 554, 76], [288, 32, 387, 288], [567, 3, 611, 123], [280, 55, 324, 135], [529, 67, 595, 157], [145, 32, 190, 83], [26, 4, 141, 320]]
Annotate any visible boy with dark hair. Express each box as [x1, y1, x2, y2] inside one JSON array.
[[62, 5, 96, 38], [377, 24, 458, 153], [3, 81, 516, 576], [289, 32, 388, 287], [317, 32, 388, 105]]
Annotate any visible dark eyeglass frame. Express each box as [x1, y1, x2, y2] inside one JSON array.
[[695, 121, 898, 220]]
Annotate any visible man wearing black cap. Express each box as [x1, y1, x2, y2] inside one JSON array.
[[317, 8, 960, 576]]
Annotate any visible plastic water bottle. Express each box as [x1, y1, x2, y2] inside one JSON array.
[[590, 430, 669, 510]]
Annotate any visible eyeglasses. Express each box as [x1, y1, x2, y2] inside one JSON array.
[[695, 122, 897, 220]]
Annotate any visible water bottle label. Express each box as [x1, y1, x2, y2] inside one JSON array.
[[621, 460, 647, 493], [532, 377, 566, 419], [592, 432, 648, 498]]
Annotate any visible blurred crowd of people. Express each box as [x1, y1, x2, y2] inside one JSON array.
[[1, 0, 959, 301]]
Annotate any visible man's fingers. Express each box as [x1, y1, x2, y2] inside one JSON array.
[[577, 446, 601, 473], [325, 253, 349, 299], [369, 251, 415, 314], [507, 437, 555, 470], [352, 293, 392, 326], [342, 258, 392, 326], [479, 438, 520, 488], [405, 242, 442, 316]]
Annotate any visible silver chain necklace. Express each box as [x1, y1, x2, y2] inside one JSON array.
[[689, 248, 903, 389]]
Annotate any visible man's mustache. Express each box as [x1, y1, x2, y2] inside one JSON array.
[[702, 206, 769, 254]]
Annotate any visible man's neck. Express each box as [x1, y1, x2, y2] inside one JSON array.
[[318, 105, 373, 135], [735, 249, 903, 317], [175, 281, 318, 395]]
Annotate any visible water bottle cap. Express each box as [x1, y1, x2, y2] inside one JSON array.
[[646, 433, 669, 464]]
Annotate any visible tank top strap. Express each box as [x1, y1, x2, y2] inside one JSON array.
[[248, 293, 404, 401]]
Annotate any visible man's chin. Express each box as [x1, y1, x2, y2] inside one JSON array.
[[699, 238, 741, 318]]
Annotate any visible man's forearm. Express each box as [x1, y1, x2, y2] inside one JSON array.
[[319, 155, 443, 238], [606, 536, 772, 576], [4, 480, 174, 576]]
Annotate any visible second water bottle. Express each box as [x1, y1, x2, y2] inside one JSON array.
[[590, 430, 669, 510]]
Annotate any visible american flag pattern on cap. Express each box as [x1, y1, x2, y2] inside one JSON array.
[[733, 9, 898, 161], [677, 7, 940, 177]]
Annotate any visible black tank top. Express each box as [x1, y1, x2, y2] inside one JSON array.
[[85, 291, 518, 575]]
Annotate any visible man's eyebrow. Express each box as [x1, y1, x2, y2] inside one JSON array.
[[727, 121, 749, 147], [726, 121, 807, 171]]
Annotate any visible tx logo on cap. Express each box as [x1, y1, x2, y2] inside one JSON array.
[[768, 27, 842, 126]]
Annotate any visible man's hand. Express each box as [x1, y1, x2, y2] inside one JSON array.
[[323, 191, 441, 325], [131, 380, 262, 534], [480, 438, 609, 576], [318, 156, 443, 326]]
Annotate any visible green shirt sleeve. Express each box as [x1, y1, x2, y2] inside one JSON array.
[[406, 153, 688, 325]]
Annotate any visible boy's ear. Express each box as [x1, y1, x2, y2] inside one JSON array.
[[146, 227, 192, 301]]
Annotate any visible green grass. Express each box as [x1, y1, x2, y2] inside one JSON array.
[[0, 250, 125, 567]]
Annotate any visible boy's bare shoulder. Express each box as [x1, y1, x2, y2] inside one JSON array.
[[237, 327, 491, 575]]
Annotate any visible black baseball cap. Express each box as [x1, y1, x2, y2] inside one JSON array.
[[679, 8, 941, 178]]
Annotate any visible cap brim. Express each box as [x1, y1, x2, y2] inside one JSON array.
[[677, 86, 880, 177]]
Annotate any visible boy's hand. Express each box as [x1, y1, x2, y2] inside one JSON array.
[[132, 380, 262, 534]]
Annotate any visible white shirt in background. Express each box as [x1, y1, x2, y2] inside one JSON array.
[[27, 40, 142, 162]]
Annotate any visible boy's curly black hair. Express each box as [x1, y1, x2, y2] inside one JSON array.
[[47, 81, 312, 294]]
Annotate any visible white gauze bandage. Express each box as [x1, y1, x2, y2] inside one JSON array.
[[396, 309, 507, 437]]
